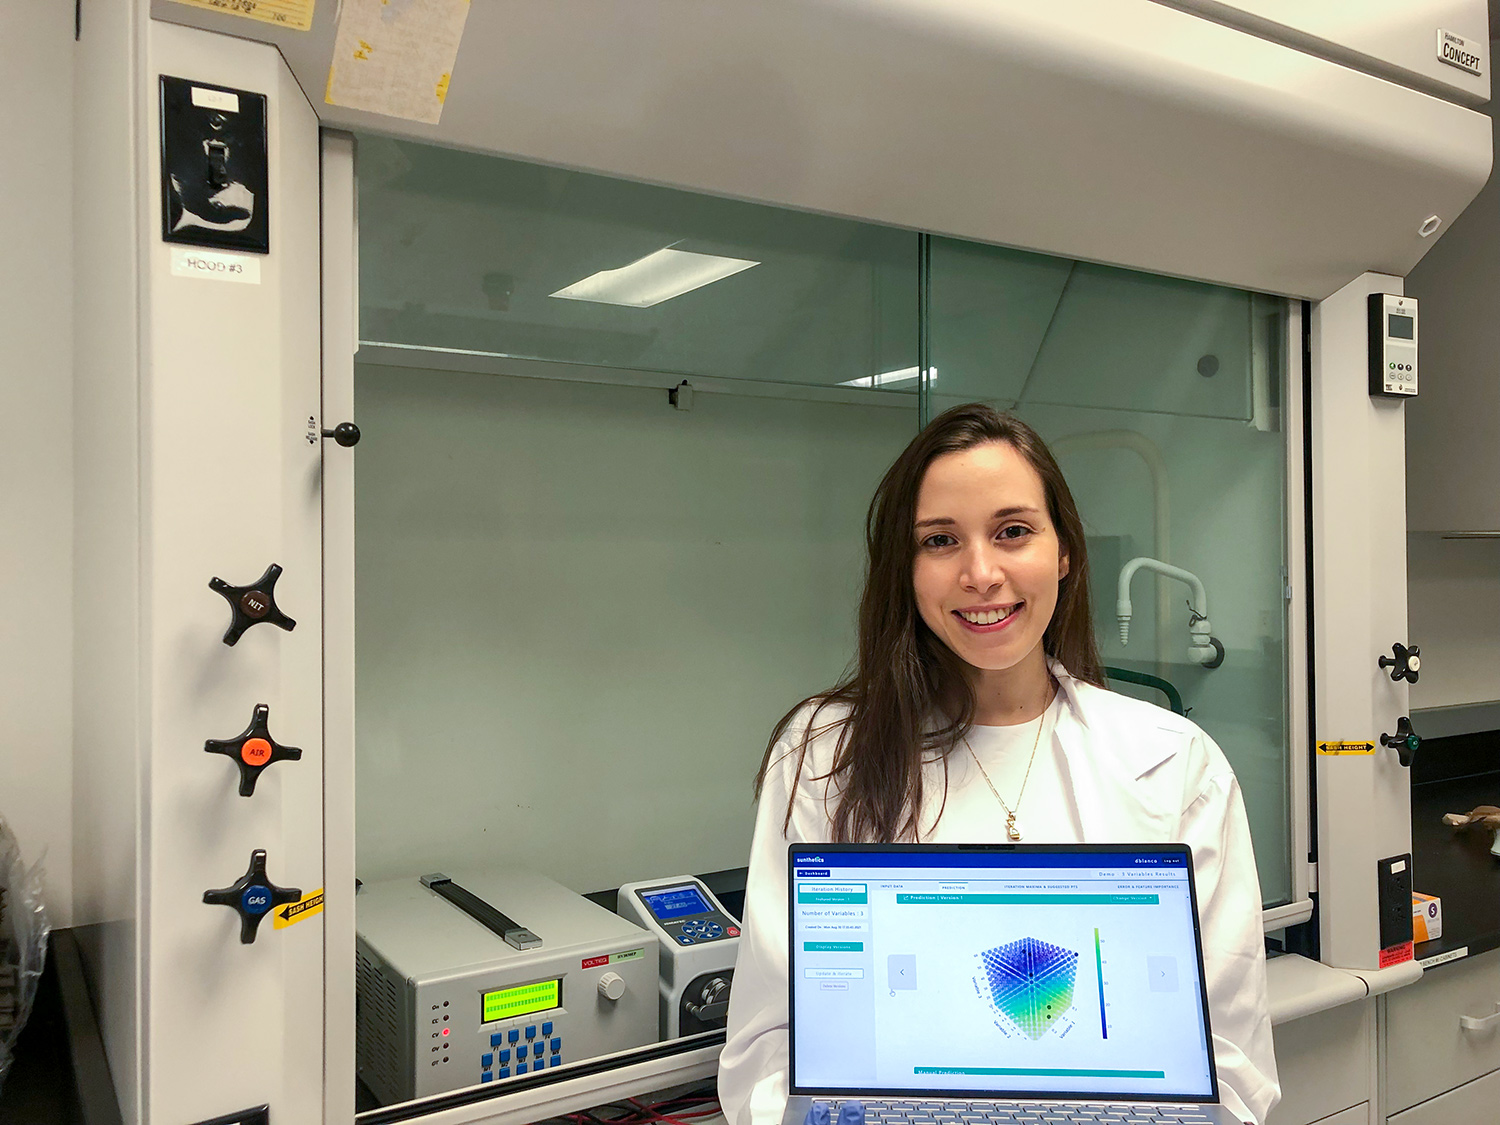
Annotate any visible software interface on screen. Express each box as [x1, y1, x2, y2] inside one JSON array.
[[790, 849, 1215, 1100]]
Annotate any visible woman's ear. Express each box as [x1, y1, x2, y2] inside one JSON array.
[[1058, 548, 1070, 580]]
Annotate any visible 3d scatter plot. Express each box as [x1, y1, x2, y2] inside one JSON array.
[[980, 937, 1079, 1040]]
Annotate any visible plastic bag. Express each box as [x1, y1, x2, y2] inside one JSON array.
[[0, 816, 50, 1097]]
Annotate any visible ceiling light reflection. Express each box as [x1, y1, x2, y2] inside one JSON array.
[[550, 248, 759, 308]]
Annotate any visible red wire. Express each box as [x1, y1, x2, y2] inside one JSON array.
[[628, 1094, 723, 1125], [564, 1091, 720, 1125]]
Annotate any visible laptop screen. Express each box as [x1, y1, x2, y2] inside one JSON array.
[[788, 844, 1218, 1103]]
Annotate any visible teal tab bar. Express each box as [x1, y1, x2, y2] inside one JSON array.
[[913, 1066, 1167, 1079], [804, 941, 864, 952], [895, 893, 1159, 905]]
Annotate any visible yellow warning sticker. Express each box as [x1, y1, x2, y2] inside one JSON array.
[[273, 887, 325, 929], [1317, 740, 1375, 756], [169, 0, 316, 31]]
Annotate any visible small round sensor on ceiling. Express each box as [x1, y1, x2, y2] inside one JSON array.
[[1419, 215, 1442, 238], [1197, 354, 1219, 378]]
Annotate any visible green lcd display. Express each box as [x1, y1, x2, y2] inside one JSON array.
[[482, 978, 561, 1023]]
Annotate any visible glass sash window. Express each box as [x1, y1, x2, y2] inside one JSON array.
[[351, 136, 1295, 1112]]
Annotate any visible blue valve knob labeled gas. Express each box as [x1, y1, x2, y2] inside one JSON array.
[[203, 849, 301, 944]]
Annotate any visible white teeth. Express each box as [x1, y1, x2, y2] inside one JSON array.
[[959, 606, 1018, 626]]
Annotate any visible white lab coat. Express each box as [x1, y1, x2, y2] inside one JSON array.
[[719, 663, 1279, 1125]]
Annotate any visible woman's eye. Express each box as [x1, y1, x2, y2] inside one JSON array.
[[997, 525, 1033, 541], [920, 533, 957, 549]]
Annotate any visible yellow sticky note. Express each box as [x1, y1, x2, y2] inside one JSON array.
[[325, 0, 471, 124]]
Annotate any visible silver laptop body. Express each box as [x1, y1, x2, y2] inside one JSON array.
[[780, 843, 1243, 1125]]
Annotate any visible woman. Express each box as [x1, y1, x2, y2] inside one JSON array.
[[718, 404, 1278, 1125]]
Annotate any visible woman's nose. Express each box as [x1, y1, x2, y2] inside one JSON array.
[[960, 545, 1004, 592]]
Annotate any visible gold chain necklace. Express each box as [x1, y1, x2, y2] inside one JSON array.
[[965, 681, 1055, 841]]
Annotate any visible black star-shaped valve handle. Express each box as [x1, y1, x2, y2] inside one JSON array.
[[1381, 716, 1422, 768], [205, 704, 302, 797], [1379, 642, 1421, 684], [208, 563, 297, 646], [202, 850, 301, 944]]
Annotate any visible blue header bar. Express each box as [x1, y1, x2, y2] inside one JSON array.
[[791, 847, 1188, 871]]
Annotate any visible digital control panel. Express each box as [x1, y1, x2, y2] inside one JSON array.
[[635, 882, 739, 946], [1369, 293, 1418, 398]]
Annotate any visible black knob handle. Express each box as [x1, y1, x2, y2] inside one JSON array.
[[322, 422, 360, 447], [203, 850, 301, 944], [1378, 642, 1421, 683], [208, 563, 297, 646], [1380, 716, 1421, 767], [685, 975, 732, 1021], [204, 703, 303, 797]]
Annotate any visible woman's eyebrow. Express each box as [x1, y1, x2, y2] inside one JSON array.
[[914, 506, 1040, 529]]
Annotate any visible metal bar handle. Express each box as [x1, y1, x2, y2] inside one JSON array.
[[1460, 1003, 1500, 1032], [421, 873, 542, 950]]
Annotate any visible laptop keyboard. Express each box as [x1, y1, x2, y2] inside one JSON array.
[[860, 1100, 1217, 1125]]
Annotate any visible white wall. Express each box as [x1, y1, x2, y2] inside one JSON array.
[[1408, 535, 1500, 711], [0, 0, 75, 926], [1402, 64, 1500, 719], [70, 2, 145, 1117], [353, 365, 915, 893]]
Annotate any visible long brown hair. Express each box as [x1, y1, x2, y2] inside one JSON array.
[[756, 403, 1105, 842]]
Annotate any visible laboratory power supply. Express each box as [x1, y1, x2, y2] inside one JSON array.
[[617, 875, 740, 1038], [355, 870, 660, 1104]]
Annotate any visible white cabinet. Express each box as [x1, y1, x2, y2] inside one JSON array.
[[1387, 1068, 1500, 1125], [1268, 954, 1500, 1125], [1309, 1107, 1370, 1125], [1382, 950, 1500, 1117], [1270, 1000, 1372, 1125]]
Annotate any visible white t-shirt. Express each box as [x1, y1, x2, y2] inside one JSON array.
[[934, 699, 1074, 843]]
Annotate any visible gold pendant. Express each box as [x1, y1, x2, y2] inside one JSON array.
[[1006, 813, 1021, 841]]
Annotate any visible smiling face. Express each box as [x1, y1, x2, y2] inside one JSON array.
[[912, 440, 1069, 694]]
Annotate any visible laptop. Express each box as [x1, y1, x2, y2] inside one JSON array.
[[781, 843, 1240, 1125]]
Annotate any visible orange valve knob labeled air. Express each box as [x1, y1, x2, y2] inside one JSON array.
[[205, 704, 302, 796], [240, 738, 273, 767]]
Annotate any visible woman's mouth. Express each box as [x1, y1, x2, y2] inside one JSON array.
[[953, 603, 1023, 632]]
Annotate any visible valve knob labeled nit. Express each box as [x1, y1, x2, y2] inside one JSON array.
[[208, 563, 296, 646]]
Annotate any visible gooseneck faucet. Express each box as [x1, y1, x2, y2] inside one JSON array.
[[1116, 557, 1224, 668]]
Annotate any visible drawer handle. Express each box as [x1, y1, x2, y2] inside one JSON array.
[[1460, 1004, 1500, 1032]]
